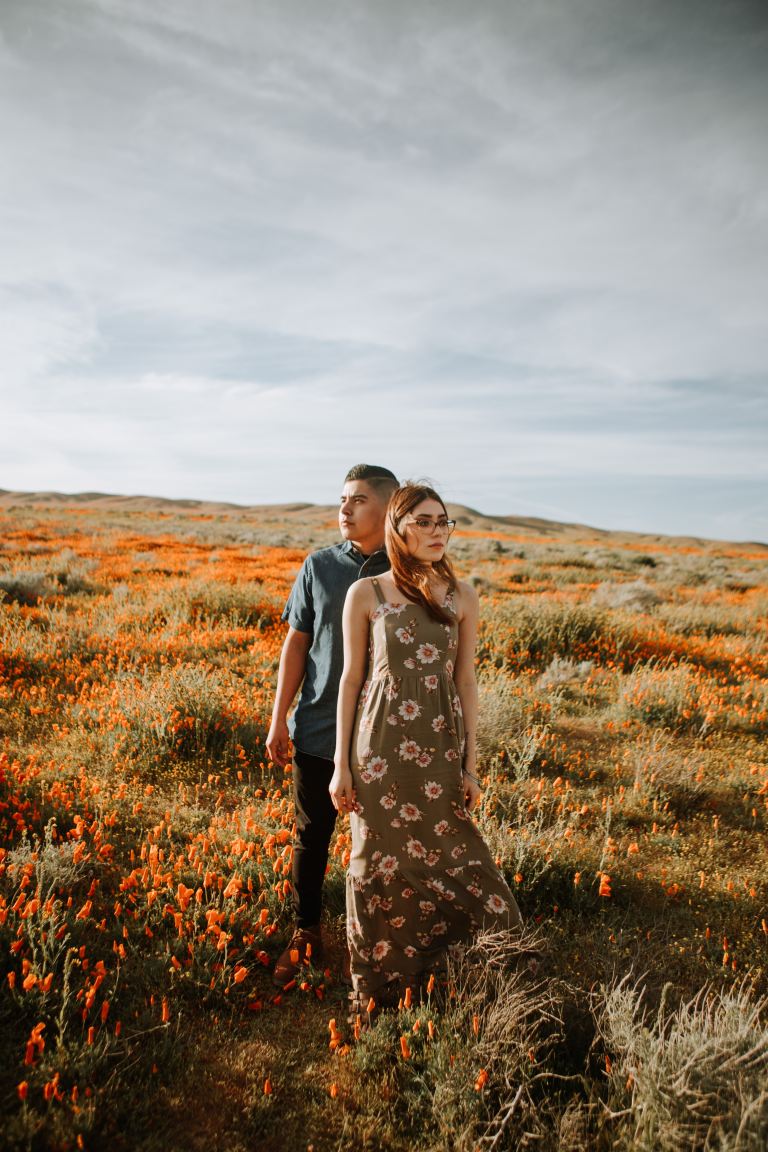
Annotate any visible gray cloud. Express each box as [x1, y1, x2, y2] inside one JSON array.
[[0, 0, 766, 539]]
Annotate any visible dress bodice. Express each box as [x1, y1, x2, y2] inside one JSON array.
[[366, 582, 458, 683]]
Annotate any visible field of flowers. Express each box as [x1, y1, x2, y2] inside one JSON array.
[[1, 497, 766, 1151]]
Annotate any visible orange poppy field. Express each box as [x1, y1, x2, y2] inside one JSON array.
[[1, 493, 766, 1151]]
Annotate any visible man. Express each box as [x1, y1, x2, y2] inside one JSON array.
[[266, 463, 399, 986]]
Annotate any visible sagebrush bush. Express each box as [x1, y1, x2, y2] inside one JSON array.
[[591, 580, 663, 613], [105, 661, 264, 776], [476, 673, 558, 761], [657, 597, 767, 639], [537, 656, 594, 688], [0, 550, 99, 605], [596, 976, 768, 1151], [615, 663, 708, 733], [477, 598, 628, 671]]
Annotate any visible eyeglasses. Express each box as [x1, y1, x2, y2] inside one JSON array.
[[403, 517, 456, 535]]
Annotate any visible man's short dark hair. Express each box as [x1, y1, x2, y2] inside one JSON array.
[[344, 463, 399, 499]]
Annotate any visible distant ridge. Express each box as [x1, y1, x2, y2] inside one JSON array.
[[0, 488, 765, 551]]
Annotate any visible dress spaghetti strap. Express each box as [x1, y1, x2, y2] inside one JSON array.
[[370, 577, 387, 605]]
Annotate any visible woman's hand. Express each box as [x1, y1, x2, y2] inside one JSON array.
[[462, 769, 482, 812], [329, 765, 356, 813]]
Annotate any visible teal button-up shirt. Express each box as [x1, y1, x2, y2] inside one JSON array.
[[282, 540, 390, 760]]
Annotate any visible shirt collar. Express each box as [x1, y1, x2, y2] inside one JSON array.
[[342, 540, 386, 563]]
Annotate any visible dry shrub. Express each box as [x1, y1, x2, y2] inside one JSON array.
[[0, 570, 51, 606], [185, 579, 282, 628], [537, 656, 594, 688], [107, 661, 263, 776], [657, 599, 765, 639], [0, 551, 99, 604], [432, 928, 560, 1150], [476, 673, 558, 763], [617, 730, 708, 818], [596, 976, 768, 1151], [616, 664, 708, 733], [478, 598, 621, 671], [591, 581, 664, 613]]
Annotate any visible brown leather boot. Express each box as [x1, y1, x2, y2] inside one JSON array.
[[272, 926, 323, 987]]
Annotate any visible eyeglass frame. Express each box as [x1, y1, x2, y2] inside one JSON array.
[[401, 516, 457, 536]]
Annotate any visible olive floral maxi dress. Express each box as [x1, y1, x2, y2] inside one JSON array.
[[346, 578, 522, 997]]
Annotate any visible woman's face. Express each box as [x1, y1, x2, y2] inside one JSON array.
[[400, 498, 451, 564]]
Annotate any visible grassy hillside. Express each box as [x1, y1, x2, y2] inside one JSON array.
[[1, 495, 766, 1150]]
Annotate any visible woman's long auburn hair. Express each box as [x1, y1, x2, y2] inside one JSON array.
[[385, 483, 458, 624]]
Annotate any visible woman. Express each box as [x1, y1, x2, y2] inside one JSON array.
[[330, 482, 522, 1014]]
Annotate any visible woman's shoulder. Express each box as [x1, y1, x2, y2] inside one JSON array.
[[347, 575, 377, 599], [452, 579, 479, 617]]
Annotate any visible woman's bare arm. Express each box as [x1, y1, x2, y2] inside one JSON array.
[[453, 581, 482, 811], [329, 581, 373, 811]]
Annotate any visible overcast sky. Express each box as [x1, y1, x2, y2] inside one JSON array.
[[1, 0, 767, 541]]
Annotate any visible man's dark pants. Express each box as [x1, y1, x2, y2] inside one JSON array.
[[292, 749, 337, 929]]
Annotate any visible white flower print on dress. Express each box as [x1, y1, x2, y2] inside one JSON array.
[[419, 900, 436, 915], [431, 714, 447, 732], [423, 780, 443, 800], [403, 657, 416, 670], [450, 844, 467, 859], [399, 699, 422, 721], [373, 602, 406, 619], [426, 878, 449, 897], [445, 659, 454, 676], [433, 819, 450, 836], [375, 855, 399, 880], [372, 940, 392, 961], [416, 642, 440, 664], [432, 920, 448, 936], [398, 738, 420, 762], [405, 837, 427, 859], [380, 794, 396, 810], [444, 748, 460, 762], [452, 694, 463, 715], [395, 626, 415, 645], [485, 893, 508, 916], [424, 675, 439, 692], [386, 714, 400, 726], [360, 755, 388, 783], [417, 750, 434, 768], [390, 916, 405, 929], [384, 678, 401, 701], [426, 850, 442, 866], [399, 802, 422, 822]]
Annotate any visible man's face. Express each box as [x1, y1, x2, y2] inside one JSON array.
[[339, 480, 388, 553]]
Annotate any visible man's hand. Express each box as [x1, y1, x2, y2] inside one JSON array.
[[329, 765, 356, 813], [266, 716, 292, 768]]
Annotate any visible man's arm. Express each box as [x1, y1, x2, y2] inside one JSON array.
[[266, 627, 311, 767]]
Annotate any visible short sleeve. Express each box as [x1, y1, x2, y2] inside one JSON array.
[[282, 556, 314, 633]]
